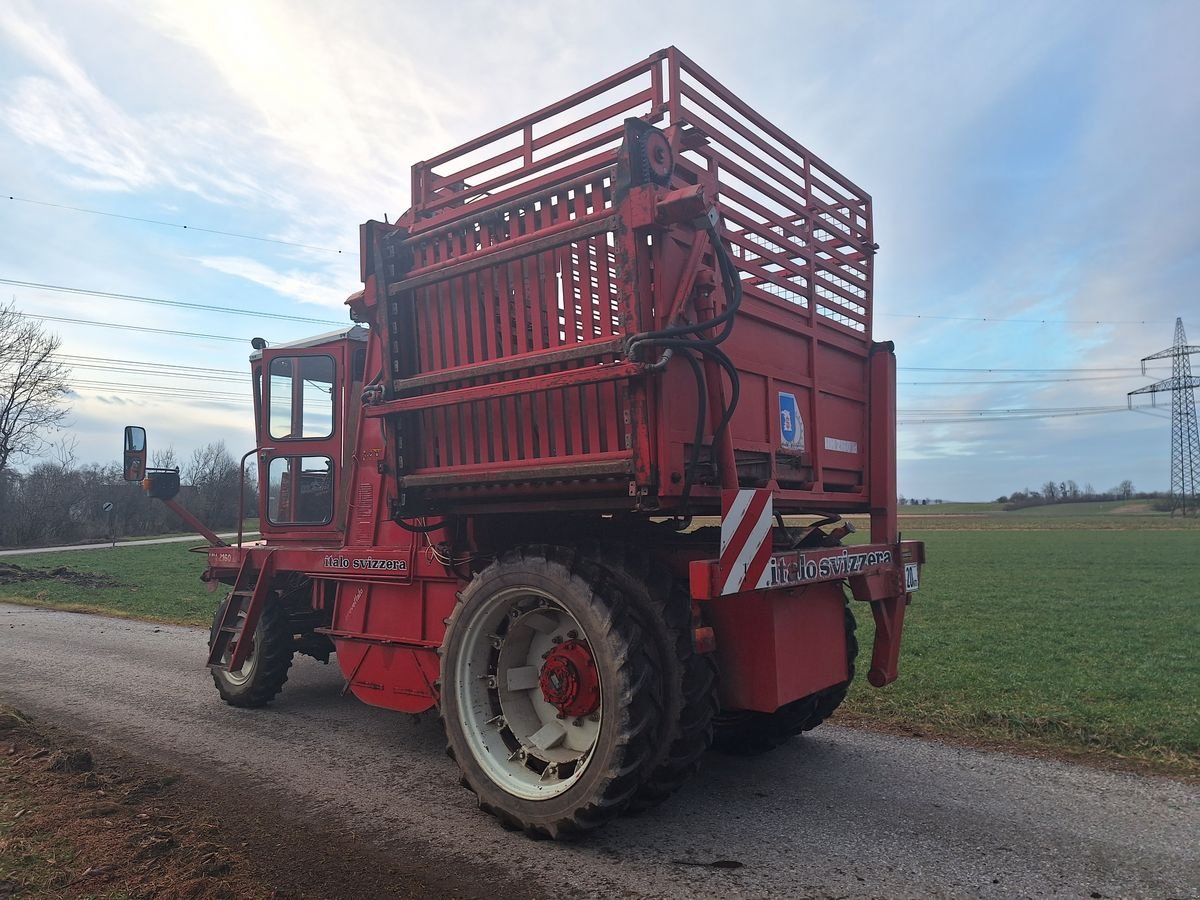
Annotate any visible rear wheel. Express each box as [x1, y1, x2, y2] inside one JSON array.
[[439, 547, 662, 839], [578, 543, 717, 811], [712, 595, 858, 755], [209, 595, 294, 708]]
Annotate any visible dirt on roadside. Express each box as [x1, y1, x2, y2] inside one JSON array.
[[0, 706, 533, 900], [0, 706, 273, 899], [0, 564, 118, 590]]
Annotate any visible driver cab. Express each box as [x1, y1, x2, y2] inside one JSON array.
[[251, 326, 367, 540]]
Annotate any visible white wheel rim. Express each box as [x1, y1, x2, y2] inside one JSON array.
[[452, 587, 602, 801]]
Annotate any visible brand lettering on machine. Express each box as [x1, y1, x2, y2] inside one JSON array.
[[766, 549, 892, 587], [322, 555, 408, 571]]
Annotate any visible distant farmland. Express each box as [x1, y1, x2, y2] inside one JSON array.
[[846, 502, 1199, 774]]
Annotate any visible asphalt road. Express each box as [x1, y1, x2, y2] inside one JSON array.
[[2, 603, 1196, 899]]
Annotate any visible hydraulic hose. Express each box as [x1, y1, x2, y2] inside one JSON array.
[[626, 224, 743, 359], [626, 220, 745, 511], [675, 346, 708, 509]]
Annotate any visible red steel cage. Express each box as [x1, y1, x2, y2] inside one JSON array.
[[353, 46, 888, 523]]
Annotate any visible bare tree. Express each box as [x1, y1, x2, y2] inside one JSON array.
[[0, 302, 70, 475], [152, 444, 178, 470], [51, 435, 79, 470], [185, 440, 241, 526]]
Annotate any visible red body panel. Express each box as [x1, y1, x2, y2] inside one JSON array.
[[706, 583, 848, 713]]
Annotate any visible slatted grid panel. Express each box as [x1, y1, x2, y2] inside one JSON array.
[[393, 175, 626, 472], [668, 50, 872, 336], [406, 49, 872, 339], [410, 55, 665, 224], [379, 48, 879, 510]]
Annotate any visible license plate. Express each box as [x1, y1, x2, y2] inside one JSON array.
[[904, 563, 920, 592]]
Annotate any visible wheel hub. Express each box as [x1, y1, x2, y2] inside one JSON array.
[[539, 640, 600, 718]]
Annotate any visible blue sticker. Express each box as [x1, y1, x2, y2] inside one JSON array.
[[778, 392, 804, 450]]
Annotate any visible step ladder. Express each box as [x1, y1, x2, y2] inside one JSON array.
[[206, 551, 277, 673]]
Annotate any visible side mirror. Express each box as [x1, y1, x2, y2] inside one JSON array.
[[123, 425, 147, 482]]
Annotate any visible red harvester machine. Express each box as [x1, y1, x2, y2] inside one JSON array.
[[124, 48, 923, 838]]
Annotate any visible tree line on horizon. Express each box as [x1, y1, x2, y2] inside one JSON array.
[[0, 439, 252, 549], [899, 480, 1176, 510], [995, 479, 1174, 510], [1, 301, 255, 548]]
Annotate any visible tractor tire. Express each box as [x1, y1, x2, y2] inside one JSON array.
[[711, 594, 858, 755], [577, 542, 718, 812], [710, 708, 795, 756], [439, 546, 663, 839], [209, 595, 295, 708]]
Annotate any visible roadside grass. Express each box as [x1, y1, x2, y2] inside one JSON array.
[[887, 515, 1200, 532], [845, 527, 1200, 775], [2, 515, 1197, 776], [897, 501, 1003, 515], [0, 543, 220, 627], [0, 518, 260, 552]]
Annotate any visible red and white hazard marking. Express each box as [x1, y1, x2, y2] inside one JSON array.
[[718, 489, 774, 595]]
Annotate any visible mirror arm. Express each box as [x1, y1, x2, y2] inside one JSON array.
[[161, 498, 227, 547]]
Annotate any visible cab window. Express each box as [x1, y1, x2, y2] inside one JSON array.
[[267, 456, 333, 525], [269, 355, 335, 440]]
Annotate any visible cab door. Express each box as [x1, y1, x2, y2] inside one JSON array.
[[258, 351, 342, 540]]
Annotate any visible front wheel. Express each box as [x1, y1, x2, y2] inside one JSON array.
[[209, 596, 294, 708], [439, 547, 663, 839]]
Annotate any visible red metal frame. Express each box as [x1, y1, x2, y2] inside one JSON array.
[[353, 47, 880, 534], [186, 48, 922, 721]]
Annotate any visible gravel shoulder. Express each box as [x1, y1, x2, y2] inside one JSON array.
[[1, 603, 1197, 899]]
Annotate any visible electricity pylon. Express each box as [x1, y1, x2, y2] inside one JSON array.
[[1128, 318, 1200, 516]]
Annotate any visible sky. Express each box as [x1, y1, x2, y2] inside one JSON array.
[[1, 0, 1197, 500]]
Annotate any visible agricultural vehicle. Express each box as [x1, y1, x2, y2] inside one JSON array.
[[123, 47, 924, 839]]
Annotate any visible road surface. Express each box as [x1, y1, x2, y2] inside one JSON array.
[[1, 603, 1196, 899]]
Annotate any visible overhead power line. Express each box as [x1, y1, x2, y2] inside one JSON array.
[[897, 404, 1129, 415], [6, 194, 344, 255], [878, 311, 1192, 327], [899, 365, 1167, 374], [56, 354, 243, 377], [17, 311, 248, 344], [898, 407, 1131, 425], [64, 362, 246, 385], [899, 373, 1156, 386], [70, 378, 249, 399], [2, 278, 345, 326]]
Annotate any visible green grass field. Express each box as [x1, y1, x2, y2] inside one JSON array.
[[1, 503, 1196, 774], [845, 526, 1198, 774], [0, 542, 220, 626]]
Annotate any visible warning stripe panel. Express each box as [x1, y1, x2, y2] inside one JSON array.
[[719, 489, 774, 595]]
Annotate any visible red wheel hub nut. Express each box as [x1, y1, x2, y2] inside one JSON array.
[[539, 640, 600, 718]]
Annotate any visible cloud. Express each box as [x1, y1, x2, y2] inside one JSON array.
[[139, 1, 465, 211], [193, 256, 355, 312]]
